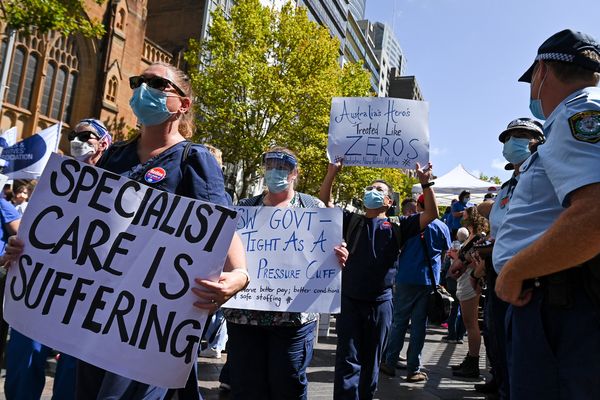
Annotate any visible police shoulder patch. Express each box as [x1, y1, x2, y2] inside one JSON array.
[[568, 111, 600, 143]]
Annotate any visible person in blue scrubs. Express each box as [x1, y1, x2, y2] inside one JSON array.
[[494, 30, 600, 399], [450, 191, 472, 240], [320, 161, 438, 400]]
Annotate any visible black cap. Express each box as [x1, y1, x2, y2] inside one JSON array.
[[504, 163, 515, 171], [498, 118, 545, 143], [519, 29, 600, 82]]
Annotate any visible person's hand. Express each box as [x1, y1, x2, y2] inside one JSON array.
[[448, 258, 465, 279], [192, 270, 249, 312], [447, 248, 459, 260], [328, 159, 343, 176], [3, 236, 24, 269], [471, 251, 486, 279], [334, 242, 348, 268], [495, 264, 532, 306], [415, 162, 433, 185]]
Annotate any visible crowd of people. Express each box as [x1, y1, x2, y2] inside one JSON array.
[[0, 27, 598, 400]]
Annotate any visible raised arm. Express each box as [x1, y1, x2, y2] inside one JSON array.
[[319, 161, 342, 208], [416, 162, 439, 230]]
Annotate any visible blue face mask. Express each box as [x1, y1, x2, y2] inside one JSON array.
[[529, 68, 547, 120], [264, 169, 290, 193], [129, 84, 175, 126], [503, 137, 531, 164], [363, 189, 386, 209]]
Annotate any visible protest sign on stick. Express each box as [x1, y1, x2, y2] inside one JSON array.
[[224, 206, 342, 313], [4, 153, 240, 388], [327, 97, 429, 169]]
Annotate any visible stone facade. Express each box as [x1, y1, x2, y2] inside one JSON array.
[[0, 0, 208, 152]]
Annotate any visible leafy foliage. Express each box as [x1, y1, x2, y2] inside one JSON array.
[[0, 0, 106, 38], [186, 0, 377, 200]]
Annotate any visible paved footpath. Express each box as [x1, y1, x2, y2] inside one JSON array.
[[0, 326, 490, 399]]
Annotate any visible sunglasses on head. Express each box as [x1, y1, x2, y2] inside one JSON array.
[[129, 75, 186, 97], [68, 131, 100, 142]]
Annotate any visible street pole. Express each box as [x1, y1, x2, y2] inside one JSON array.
[[0, 28, 16, 115]]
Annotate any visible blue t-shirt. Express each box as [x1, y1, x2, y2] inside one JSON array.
[[342, 211, 421, 301], [450, 201, 472, 230], [396, 219, 451, 286], [0, 198, 20, 255], [97, 138, 230, 205], [443, 211, 453, 230]]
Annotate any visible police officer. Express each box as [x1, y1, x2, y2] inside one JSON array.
[[494, 29, 600, 399]]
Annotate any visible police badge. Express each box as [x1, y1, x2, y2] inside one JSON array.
[[568, 111, 600, 143]]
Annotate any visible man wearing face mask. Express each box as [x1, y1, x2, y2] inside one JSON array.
[[468, 117, 544, 399], [320, 161, 438, 399], [450, 190, 472, 240], [493, 30, 600, 399], [68, 118, 112, 165]]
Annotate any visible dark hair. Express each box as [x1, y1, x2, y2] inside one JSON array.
[[400, 198, 416, 214], [372, 179, 393, 194], [459, 190, 471, 201]]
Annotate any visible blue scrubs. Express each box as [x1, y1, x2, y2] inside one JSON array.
[[75, 138, 229, 400], [334, 211, 420, 400], [493, 87, 600, 399]]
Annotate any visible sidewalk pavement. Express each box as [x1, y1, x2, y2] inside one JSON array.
[[0, 325, 490, 400]]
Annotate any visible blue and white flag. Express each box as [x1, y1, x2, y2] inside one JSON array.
[[0, 126, 17, 168], [1, 123, 61, 179]]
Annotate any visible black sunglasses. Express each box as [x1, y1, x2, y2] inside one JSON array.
[[129, 75, 186, 97], [68, 130, 100, 142]]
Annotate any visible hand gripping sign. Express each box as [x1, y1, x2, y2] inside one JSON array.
[[4, 154, 240, 388], [327, 97, 430, 169]]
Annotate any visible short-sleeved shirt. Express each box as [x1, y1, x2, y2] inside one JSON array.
[[396, 218, 451, 286], [488, 175, 519, 239], [97, 137, 230, 205], [443, 211, 454, 230], [0, 198, 20, 254], [450, 201, 473, 230], [493, 87, 600, 273], [342, 211, 421, 301]]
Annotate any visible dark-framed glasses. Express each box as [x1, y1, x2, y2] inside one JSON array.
[[68, 130, 100, 142], [129, 75, 186, 97]]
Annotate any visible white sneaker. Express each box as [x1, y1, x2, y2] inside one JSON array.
[[199, 347, 222, 359]]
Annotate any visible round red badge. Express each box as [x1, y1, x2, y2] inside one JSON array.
[[145, 167, 166, 183]]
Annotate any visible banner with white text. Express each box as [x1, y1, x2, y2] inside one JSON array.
[[224, 206, 342, 313], [327, 97, 429, 169], [4, 153, 240, 388]]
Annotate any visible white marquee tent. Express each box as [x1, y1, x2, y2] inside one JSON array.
[[412, 164, 499, 206]]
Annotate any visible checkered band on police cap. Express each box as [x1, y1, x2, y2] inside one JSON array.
[[498, 117, 545, 143]]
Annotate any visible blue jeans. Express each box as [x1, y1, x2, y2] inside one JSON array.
[[447, 298, 466, 340], [5, 330, 77, 400], [334, 296, 393, 400], [507, 288, 600, 399], [227, 321, 316, 400], [384, 284, 430, 374]]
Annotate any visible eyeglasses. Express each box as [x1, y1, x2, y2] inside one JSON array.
[[129, 75, 186, 97], [365, 186, 388, 194], [68, 131, 100, 142]]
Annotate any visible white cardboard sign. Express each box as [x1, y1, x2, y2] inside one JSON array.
[[327, 97, 429, 169], [224, 206, 342, 313], [4, 154, 240, 388]]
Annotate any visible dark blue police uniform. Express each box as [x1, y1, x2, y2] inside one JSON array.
[[75, 137, 229, 400], [334, 211, 420, 400]]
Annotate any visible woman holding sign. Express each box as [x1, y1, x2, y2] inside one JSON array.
[[4, 63, 249, 400], [223, 146, 348, 400]]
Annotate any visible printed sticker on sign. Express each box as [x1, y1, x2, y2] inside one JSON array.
[[145, 167, 166, 183]]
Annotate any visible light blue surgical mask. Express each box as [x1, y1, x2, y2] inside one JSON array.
[[264, 169, 290, 193], [463, 197, 470, 204], [529, 68, 547, 120], [363, 189, 386, 209], [503, 137, 531, 164], [129, 84, 176, 126]]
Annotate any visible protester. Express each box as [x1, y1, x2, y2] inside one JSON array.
[[320, 160, 438, 399], [448, 207, 489, 378], [450, 191, 471, 239], [10, 184, 31, 215], [68, 118, 112, 165], [380, 193, 451, 382], [494, 29, 600, 399], [4, 116, 114, 400], [223, 146, 348, 400], [469, 117, 544, 398]]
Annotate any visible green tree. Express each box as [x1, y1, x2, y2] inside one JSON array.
[[186, 0, 373, 199], [0, 0, 106, 38], [479, 173, 502, 185]]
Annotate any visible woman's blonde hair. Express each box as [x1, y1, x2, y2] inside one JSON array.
[[151, 62, 195, 138]]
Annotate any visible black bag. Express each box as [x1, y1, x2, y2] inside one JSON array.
[[420, 232, 454, 325]]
